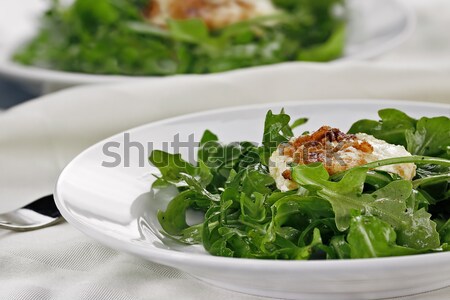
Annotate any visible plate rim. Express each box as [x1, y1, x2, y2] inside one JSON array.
[[0, 0, 416, 86], [54, 98, 450, 273]]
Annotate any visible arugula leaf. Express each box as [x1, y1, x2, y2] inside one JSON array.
[[349, 109, 450, 158], [347, 215, 424, 258], [179, 173, 219, 202], [348, 109, 417, 146], [437, 219, 450, 244], [202, 194, 249, 258], [266, 195, 334, 246], [291, 164, 441, 250], [330, 235, 351, 259], [290, 117, 309, 130], [157, 190, 196, 235], [197, 131, 260, 192], [297, 23, 345, 62], [260, 109, 307, 165], [263, 225, 324, 259], [149, 150, 197, 183], [405, 116, 450, 158], [73, 0, 119, 26], [167, 19, 211, 45], [291, 164, 368, 231], [199, 130, 218, 147], [177, 223, 203, 245], [369, 183, 439, 249], [240, 193, 267, 224], [294, 228, 324, 260], [262, 110, 294, 147], [149, 150, 213, 188], [241, 170, 275, 197], [363, 170, 398, 191], [271, 195, 334, 224]]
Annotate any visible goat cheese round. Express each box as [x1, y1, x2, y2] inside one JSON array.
[[269, 127, 416, 192]]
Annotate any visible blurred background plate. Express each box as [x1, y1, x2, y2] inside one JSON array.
[[0, 0, 414, 94]]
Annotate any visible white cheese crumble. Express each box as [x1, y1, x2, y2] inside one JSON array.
[[355, 133, 416, 180]]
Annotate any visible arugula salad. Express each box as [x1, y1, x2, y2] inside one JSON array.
[[14, 0, 345, 76], [149, 108, 450, 260]]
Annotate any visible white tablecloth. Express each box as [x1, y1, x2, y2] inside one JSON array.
[[1, 0, 450, 299]]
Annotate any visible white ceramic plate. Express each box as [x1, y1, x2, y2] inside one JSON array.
[[0, 0, 414, 92], [55, 99, 450, 300]]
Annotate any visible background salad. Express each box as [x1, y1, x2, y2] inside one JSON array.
[[14, 0, 345, 76], [149, 108, 450, 260]]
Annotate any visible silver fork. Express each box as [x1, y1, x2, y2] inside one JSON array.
[[0, 195, 64, 232]]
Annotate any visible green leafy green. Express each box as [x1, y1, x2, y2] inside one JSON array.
[[150, 108, 450, 260], [292, 163, 441, 250], [297, 24, 345, 62], [168, 19, 210, 43], [157, 190, 196, 235], [149, 150, 197, 183], [348, 109, 450, 158], [405, 116, 450, 158], [260, 109, 297, 165], [347, 215, 424, 258], [348, 109, 417, 146], [437, 219, 450, 244], [330, 235, 351, 259]]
